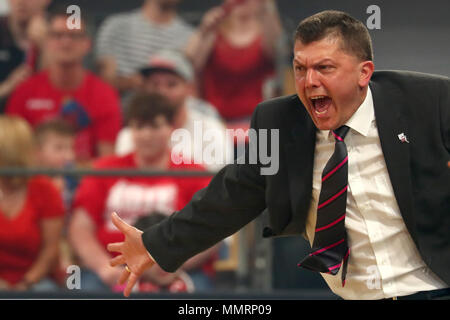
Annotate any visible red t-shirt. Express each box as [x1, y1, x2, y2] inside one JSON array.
[[0, 176, 65, 285], [72, 153, 212, 252], [5, 70, 122, 162], [201, 34, 275, 121]]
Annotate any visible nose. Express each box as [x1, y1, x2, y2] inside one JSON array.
[[305, 69, 321, 89], [156, 85, 172, 98], [149, 82, 167, 96]]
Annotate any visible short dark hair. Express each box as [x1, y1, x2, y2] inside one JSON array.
[[47, 4, 90, 35], [35, 118, 75, 145], [126, 92, 179, 126], [294, 10, 374, 61]]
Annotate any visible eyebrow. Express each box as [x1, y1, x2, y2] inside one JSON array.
[[293, 58, 336, 66]]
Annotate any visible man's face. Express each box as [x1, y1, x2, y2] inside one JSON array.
[[46, 16, 90, 65], [142, 72, 189, 108], [293, 36, 373, 130], [130, 115, 174, 162], [8, 0, 50, 23], [37, 132, 75, 168]]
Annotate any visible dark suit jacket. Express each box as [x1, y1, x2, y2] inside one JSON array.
[[142, 70, 450, 285]]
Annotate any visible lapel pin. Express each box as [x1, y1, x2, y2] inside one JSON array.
[[397, 133, 409, 143]]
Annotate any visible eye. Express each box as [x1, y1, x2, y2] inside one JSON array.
[[319, 65, 334, 71], [294, 65, 306, 74]]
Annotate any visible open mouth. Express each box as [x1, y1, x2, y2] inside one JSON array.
[[310, 95, 333, 116]]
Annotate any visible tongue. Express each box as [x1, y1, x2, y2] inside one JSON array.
[[314, 97, 332, 112]]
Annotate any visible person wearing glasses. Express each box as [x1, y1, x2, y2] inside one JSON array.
[[5, 6, 122, 165]]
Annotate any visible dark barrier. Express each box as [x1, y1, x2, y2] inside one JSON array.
[[0, 168, 216, 177], [0, 289, 337, 300]]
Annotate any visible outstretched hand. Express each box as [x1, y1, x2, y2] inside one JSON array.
[[107, 212, 155, 297]]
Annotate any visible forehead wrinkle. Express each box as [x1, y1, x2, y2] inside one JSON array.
[[294, 43, 349, 69], [294, 56, 336, 65], [293, 53, 338, 69]]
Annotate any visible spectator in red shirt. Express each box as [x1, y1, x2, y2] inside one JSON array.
[[68, 93, 218, 292], [0, 116, 64, 292], [34, 119, 77, 282], [5, 7, 122, 164], [185, 0, 284, 123], [35, 118, 76, 207]]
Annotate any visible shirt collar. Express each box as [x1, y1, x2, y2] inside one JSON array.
[[317, 86, 374, 141], [345, 86, 374, 137]]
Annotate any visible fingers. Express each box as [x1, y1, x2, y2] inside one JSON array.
[[202, 7, 225, 31], [109, 254, 126, 267], [107, 242, 123, 254], [118, 268, 138, 297], [111, 212, 131, 234], [118, 268, 131, 285], [124, 273, 139, 298]]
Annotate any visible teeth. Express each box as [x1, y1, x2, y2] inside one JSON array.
[[310, 95, 330, 115], [315, 109, 327, 115]]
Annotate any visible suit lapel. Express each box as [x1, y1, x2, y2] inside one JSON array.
[[284, 100, 316, 229], [370, 80, 418, 241], [281, 83, 418, 242]]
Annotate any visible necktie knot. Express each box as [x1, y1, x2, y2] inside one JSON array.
[[332, 125, 350, 142]]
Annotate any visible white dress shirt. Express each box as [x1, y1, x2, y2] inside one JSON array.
[[304, 87, 447, 300]]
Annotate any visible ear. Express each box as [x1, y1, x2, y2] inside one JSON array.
[[33, 147, 41, 162], [84, 38, 92, 54], [358, 60, 375, 87]]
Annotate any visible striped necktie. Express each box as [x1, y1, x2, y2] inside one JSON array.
[[298, 125, 351, 287]]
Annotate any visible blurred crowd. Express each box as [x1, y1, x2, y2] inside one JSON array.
[[0, 0, 290, 294]]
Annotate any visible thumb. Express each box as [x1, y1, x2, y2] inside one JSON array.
[[111, 212, 131, 234]]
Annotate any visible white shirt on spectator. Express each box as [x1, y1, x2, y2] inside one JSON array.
[[96, 9, 194, 76]]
